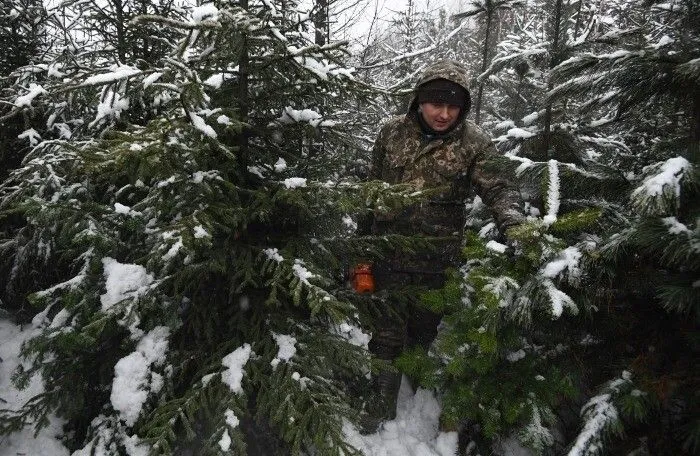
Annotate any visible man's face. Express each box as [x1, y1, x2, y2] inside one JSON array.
[[419, 102, 461, 132]]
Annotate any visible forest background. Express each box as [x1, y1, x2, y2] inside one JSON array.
[[0, 0, 698, 455]]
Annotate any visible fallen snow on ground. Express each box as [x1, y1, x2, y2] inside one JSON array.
[[0, 319, 69, 456], [344, 376, 458, 456]]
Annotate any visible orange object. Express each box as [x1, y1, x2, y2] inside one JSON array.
[[351, 263, 375, 294]]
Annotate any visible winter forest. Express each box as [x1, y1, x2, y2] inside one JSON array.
[[0, 0, 698, 454]]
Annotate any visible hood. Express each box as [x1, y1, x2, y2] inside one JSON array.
[[408, 60, 472, 115]]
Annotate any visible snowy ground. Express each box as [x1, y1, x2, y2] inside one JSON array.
[[0, 318, 457, 456], [0, 319, 69, 456], [345, 378, 458, 456]]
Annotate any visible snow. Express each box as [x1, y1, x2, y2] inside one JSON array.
[[0, 323, 489, 456], [632, 156, 691, 202], [543, 160, 560, 225], [193, 225, 211, 239], [191, 3, 219, 23], [652, 35, 674, 49], [507, 127, 536, 139], [334, 321, 371, 349], [292, 260, 315, 284], [189, 111, 217, 138], [270, 333, 297, 368], [276, 106, 336, 127], [344, 377, 457, 456], [542, 247, 582, 279], [507, 154, 535, 175], [0, 320, 70, 456], [142, 72, 163, 89], [274, 157, 287, 172], [203, 73, 231, 89], [478, 222, 496, 238], [264, 247, 284, 262], [221, 344, 252, 394], [225, 409, 239, 428], [100, 258, 154, 311], [49, 307, 71, 329], [521, 111, 540, 125], [217, 114, 232, 125], [568, 393, 618, 456], [486, 240, 508, 253], [284, 177, 307, 188], [661, 216, 690, 235], [218, 430, 232, 451], [507, 349, 526, 362], [110, 327, 170, 427], [114, 202, 140, 215], [484, 276, 519, 308], [162, 237, 184, 261], [92, 90, 130, 127], [14, 83, 47, 108], [82, 65, 141, 86], [543, 279, 578, 319], [598, 49, 636, 60], [495, 120, 515, 131], [342, 214, 358, 232], [18, 128, 42, 146]]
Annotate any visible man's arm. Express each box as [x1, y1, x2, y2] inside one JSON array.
[[470, 134, 525, 232]]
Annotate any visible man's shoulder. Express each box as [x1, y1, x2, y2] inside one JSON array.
[[375, 115, 414, 144], [460, 119, 493, 144], [379, 115, 412, 133]]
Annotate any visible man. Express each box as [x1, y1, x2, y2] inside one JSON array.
[[363, 60, 523, 431]]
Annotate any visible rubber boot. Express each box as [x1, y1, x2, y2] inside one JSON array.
[[361, 322, 406, 433]]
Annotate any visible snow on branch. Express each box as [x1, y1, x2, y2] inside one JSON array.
[[541, 246, 582, 283], [111, 326, 170, 427], [542, 279, 578, 319], [568, 371, 633, 456], [14, 83, 47, 108], [80, 65, 142, 87], [478, 44, 548, 82], [357, 19, 470, 70], [544, 160, 561, 225], [631, 156, 692, 215], [221, 344, 252, 394]]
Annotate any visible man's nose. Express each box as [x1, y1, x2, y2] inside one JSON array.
[[438, 106, 450, 118]]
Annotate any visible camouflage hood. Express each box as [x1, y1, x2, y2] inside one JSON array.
[[408, 60, 472, 115]]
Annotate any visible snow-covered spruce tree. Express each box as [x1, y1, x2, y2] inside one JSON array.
[[0, 0, 185, 312], [546, 0, 700, 452], [0, 1, 396, 454]]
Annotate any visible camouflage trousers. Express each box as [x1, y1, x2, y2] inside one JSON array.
[[363, 239, 460, 432]]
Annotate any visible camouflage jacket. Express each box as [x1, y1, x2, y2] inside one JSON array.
[[370, 62, 523, 238]]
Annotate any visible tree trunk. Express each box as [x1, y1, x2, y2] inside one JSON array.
[[114, 0, 126, 63], [692, 93, 700, 164], [543, 0, 563, 157], [474, 2, 494, 125], [572, 0, 583, 41], [314, 0, 327, 46], [238, 0, 249, 174]]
